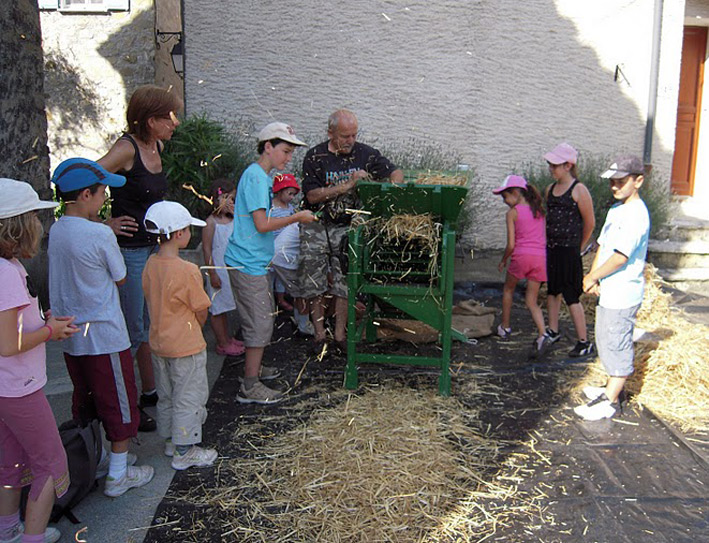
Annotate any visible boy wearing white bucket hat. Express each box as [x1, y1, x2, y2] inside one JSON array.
[[141, 201, 218, 470]]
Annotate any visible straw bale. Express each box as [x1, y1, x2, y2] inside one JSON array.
[[188, 384, 550, 542], [575, 264, 709, 433]]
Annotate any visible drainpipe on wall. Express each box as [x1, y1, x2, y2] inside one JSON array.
[[644, 0, 664, 165]]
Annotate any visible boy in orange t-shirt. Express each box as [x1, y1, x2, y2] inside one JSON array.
[[141, 201, 218, 471]]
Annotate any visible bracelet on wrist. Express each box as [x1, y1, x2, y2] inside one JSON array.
[[43, 324, 53, 342]]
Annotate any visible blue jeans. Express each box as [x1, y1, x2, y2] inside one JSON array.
[[119, 245, 157, 350]]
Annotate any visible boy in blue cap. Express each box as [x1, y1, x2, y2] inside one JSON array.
[[49, 158, 154, 497]]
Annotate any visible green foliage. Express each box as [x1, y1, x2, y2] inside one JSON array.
[[367, 137, 477, 233], [162, 114, 255, 221], [520, 153, 670, 238], [53, 187, 111, 220], [371, 137, 465, 173]]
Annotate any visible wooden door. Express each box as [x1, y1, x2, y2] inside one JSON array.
[[671, 26, 707, 196]]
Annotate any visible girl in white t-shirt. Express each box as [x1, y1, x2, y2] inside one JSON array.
[[0, 179, 79, 543], [202, 178, 244, 357]]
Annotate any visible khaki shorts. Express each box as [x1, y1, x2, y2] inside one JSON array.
[[271, 265, 306, 298], [595, 304, 640, 378], [298, 222, 348, 299], [228, 269, 274, 347]]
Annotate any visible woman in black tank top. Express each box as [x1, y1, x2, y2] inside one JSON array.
[[97, 86, 183, 426]]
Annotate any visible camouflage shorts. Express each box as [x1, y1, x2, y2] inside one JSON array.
[[297, 221, 348, 299]]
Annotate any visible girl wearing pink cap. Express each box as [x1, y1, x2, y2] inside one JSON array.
[[542, 143, 595, 358], [495, 175, 551, 356]]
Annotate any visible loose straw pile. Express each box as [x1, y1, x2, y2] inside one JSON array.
[[413, 173, 468, 186], [577, 264, 709, 433], [184, 385, 550, 542]]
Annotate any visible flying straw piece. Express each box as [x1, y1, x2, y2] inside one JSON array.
[[200, 265, 244, 271], [345, 208, 372, 215], [75, 526, 88, 543], [182, 184, 213, 205], [18, 313, 23, 352]]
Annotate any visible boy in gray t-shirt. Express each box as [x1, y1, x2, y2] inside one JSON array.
[[49, 158, 154, 498]]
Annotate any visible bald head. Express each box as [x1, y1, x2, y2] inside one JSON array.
[[327, 109, 358, 155]]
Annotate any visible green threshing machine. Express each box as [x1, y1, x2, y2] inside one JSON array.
[[345, 181, 470, 396]]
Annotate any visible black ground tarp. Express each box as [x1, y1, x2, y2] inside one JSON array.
[[144, 282, 709, 542]]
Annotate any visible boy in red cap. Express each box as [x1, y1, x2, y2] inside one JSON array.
[[270, 174, 301, 312]]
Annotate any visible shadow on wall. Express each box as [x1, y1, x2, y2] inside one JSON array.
[[183, 0, 674, 247], [44, 50, 108, 153], [95, 6, 156, 116]]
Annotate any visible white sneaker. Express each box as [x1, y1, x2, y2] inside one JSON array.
[[171, 445, 218, 470], [0, 524, 60, 543], [95, 451, 138, 480], [582, 385, 607, 401], [574, 395, 618, 421], [104, 465, 155, 497], [164, 440, 175, 457], [236, 381, 283, 404], [496, 325, 512, 339]]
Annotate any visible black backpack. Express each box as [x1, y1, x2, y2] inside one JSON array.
[[52, 419, 103, 523], [21, 419, 103, 524]]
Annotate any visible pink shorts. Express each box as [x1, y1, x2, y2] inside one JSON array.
[[509, 253, 547, 283], [0, 390, 69, 500]]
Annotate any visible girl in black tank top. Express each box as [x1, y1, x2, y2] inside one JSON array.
[[546, 179, 583, 248]]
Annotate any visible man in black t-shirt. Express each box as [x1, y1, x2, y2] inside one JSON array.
[[299, 109, 403, 351]]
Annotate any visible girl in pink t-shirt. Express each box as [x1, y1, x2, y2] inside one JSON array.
[[0, 179, 79, 543], [494, 175, 551, 357]]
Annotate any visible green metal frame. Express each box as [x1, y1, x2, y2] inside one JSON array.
[[345, 223, 466, 396]]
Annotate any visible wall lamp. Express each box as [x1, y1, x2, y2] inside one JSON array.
[[156, 30, 184, 77]]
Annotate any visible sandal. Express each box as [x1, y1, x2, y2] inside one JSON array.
[[229, 338, 245, 351], [216, 342, 245, 357]]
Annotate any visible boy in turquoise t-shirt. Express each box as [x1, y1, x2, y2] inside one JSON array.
[[224, 122, 316, 404], [575, 155, 650, 421]]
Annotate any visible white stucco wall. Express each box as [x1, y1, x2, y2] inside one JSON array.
[[185, 0, 686, 247], [40, 0, 155, 167]]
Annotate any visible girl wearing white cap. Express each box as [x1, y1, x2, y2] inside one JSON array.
[[0, 179, 79, 543]]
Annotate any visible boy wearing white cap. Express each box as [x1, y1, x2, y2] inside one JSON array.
[[141, 201, 218, 469], [575, 156, 650, 421], [224, 122, 316, 405]]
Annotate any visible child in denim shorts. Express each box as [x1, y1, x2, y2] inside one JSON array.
[[574, 155, 650, 421]]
